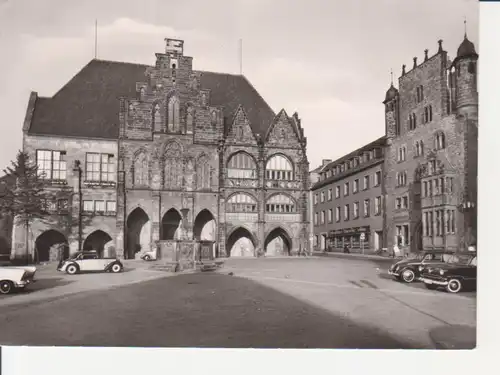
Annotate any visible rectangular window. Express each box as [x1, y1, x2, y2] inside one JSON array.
[[402, 196, 408, 209], [374, 171, 381, 186], [106, 201, 117, 213], [353, 179, 359, 193], [396, 224, 410, 246], [86, 153, 116, 182], [36, 150, 67, 180], [436, 210, 442, 236], [336, 207, 341, 222], [327, 189, 332, 201], [396, 197, 402, 209], [314, 212, 318, 225], [353, 202, 359, 219], [344, 182, 349, 196], [328, 209, 333, 223], [375, 196, 382, 215], [363, 175, 369, 190], [335, 186, 340, 198], [321, 211, 325, 225], [83, 200, 94, 212], [321, 191, 325, 203], [344, 204, 350, 221], [95, 200, 105, 213], [364, 199, 370, 217], [314, 194, 318, 205]]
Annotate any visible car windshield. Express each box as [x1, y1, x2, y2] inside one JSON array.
[[446, 254, 473, 265], [69, 253, 81, 260], [407, 253, 424, 260]]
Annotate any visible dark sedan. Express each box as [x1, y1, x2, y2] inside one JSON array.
[[419, 253, 477, 293], [388, 250, 454, 283]]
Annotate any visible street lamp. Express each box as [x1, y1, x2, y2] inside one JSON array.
[[73, 160, 83, 251], [458, 198, 476, 251]]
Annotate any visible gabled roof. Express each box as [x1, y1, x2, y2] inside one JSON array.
[[28, 59, 276, 139]]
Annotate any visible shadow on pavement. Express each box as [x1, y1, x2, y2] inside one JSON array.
[[0, 272, 417, 349], [0, 277, 74, 298]]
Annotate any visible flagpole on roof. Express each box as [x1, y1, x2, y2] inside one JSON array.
[[94, 19, 98, 59], [239, 38, 243, 75]]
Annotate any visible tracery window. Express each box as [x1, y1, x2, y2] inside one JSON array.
[[196, 155, 211, 190], [435, 132, 445, 150], [227, 152, 257, 179], [265, 194, 295, 213], [266, 154, 293, 180], [167, 96, 180, 133], [227, 193, 257, 213], [163, 143, 183, 189], [133, 152, 149, 186]]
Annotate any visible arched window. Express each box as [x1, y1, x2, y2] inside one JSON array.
[[266, 154, 293, 181], [186, 106, 194, 134], [197, 156, 211, 190], [266, 194, 295, 213], [167, 96, 180, 133], [227, 193, 257, 213], [153, 103, 161, 132], [428, 106, 433, 122], [163, 143, 183, 189], [211, 110, 218, 126], [415, 140, 424, 156], [133, 152, 149, 186], [435, 132, 445, 150], [227, 152, 257, 179]]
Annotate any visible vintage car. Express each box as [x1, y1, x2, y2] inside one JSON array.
[[388, 250, 454, 283], [57, 251, 124, 275], [419, 253, 477, 293], [140, 250, 157, 261], [0, 265, 37, 294]]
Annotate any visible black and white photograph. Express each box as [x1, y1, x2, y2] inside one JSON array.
[[0, 0, 492, 366]]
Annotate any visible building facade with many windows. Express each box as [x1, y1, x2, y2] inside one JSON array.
[[10, 39, 310, 262], [383, 35, 478, 253], [311, 137, 386, 252]]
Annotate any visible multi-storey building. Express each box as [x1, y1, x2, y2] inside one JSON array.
[[311, 137, 386, 252], [383, 34, 478, 253], [10, 38, 310, 262]]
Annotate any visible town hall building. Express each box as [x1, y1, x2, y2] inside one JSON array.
[[11, 38, 310, 262]]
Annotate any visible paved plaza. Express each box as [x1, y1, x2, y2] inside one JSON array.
[[0, 256, 476, 348]]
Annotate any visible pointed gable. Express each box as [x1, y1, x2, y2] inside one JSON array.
[[225, 106, 257, 145], [265, 109, 301, 147]]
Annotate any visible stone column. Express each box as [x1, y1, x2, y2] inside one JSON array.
[[116, 166, 126, 259], [151, 191, 161, 252]]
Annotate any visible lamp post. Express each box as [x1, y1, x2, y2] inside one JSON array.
[[73, 160, 83, 251], [458, 199, 475, 251]]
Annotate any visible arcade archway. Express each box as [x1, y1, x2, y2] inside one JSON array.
[[34, 230, 68, 262], [83, 230, 112, 258], [226, 227, 256, 257], [161, 208, 182, 240], [126, 207, 151, 259], [193, 209, 216, 241], [265, 227, 292, 256]]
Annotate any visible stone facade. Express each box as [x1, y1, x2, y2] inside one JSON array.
[[10, 38, 310, 261], [383, 36, 478, 253], [311, 138, 386, 253]]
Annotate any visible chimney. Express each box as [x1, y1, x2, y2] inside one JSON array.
[[424, 49, 429, 61], [322, 159, 332, 167], [413, 57, 418, 68]]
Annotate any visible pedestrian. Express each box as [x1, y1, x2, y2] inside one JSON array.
[[343, 244, 350, 254]]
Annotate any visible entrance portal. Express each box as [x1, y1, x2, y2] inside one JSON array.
[[126, 207, 151, 259], [83, 230, 113, 258], [227, 227, 255, 257], [34, 230, 68, 262], [265, 227, 292, 256], [161, 209, 182, 240]]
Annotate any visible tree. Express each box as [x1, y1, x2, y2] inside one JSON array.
[[0, 151, 48, 264]]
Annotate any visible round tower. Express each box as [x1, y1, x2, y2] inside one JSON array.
[[452, 34, 478, 118], [383, 82, 399, 141]]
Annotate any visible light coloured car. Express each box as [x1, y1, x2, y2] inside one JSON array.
[[140, 250, 157, 261], [57, 251, 123, 275], [0, 265, 37, 294]]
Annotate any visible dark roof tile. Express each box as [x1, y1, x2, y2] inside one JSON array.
[[29, 59, 276, 139]]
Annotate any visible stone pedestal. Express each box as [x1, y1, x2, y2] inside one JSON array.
[[157, 240, 196, 272]]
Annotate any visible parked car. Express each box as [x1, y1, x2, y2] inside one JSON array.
[[0, 265, 37, 294], [388, 250, 454, 283], [57, 251, 123, 275], [140, 250, 157, 261], [419, 253, 477, 293]]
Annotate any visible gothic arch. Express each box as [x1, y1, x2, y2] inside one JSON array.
[[226, 150, 258, 168], [264, 226, 293, 256], [265, 153, 294, 180], [265, 193, 297, 213], [226, 226, 257, 257], [126, 207, 151, 259], [226, 151, 258, 179], [34, 230, 68, 262], [83, 230, 113, 258], [161, 139, 184, 157], [193, 209, 217, 241], [161, 208, 183, 240], [132, 150, 150, 187], [196, 153, 211, 190], [162, 141, 184, 189]]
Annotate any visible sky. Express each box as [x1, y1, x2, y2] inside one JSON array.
[[0, 0, 478, 172]]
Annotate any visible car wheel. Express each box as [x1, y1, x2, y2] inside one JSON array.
[[66, 264, 78, 275], [0, 280, 13, 295], [401, 269, 416, 283], [144, 255, 151, 261], [425, 284, 438, 290], [110, 263, 123, 273], [446, 278, 462, 293]]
